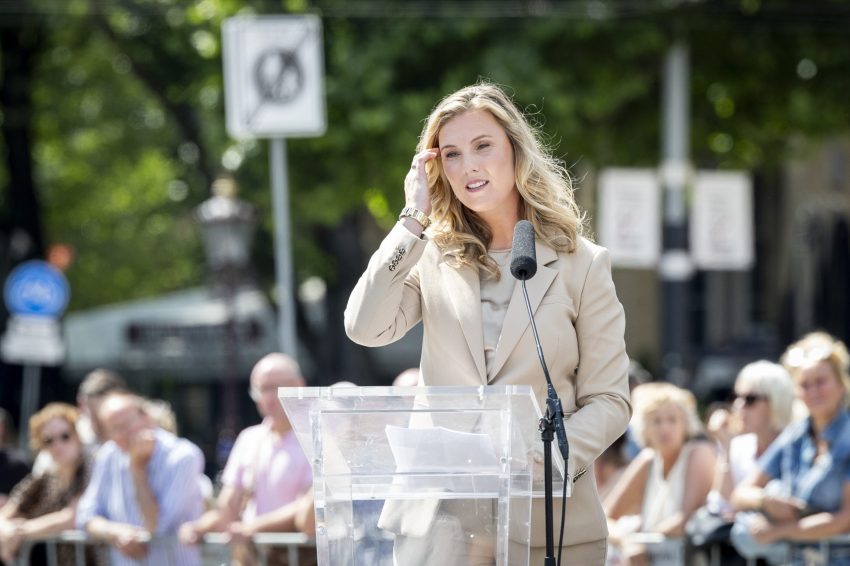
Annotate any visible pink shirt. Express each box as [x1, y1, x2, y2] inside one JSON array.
[[221, 419, 312, 521]]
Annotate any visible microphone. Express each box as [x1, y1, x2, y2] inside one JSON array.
[[510, 220, 537, 280], [510, 220, 569, 463]]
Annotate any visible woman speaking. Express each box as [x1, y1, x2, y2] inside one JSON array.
[[345, 82, 631, 565]]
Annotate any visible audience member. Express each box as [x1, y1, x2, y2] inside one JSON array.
[[223, 379, 354, 553], [731, 332, 850, 565], [604, 382, 715, 565], [141, 398, 215, 510], [76, 368, 127, 445], [76, 392, 204, 566], [31, 369, 128, 479], [0, 409, 30, 508], [707, 361, 795, 514], [178, 353, 312, 565], [685, 361, 795, 563], [0, 403, 90, 565]]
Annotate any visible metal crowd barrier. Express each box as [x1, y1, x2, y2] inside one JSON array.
[[13, 530, 317, 566], [628, 532, 850, 566], [14, 530, 92, 566], [14, 530, 175, 566], [202, 531, 316, 566], [627, 533, 686, 565]]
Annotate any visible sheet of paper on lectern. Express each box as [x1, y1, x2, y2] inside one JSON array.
[[385, 425, 500, 494]]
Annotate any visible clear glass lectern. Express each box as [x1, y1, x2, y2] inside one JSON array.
[[279, 385, 566, 566]]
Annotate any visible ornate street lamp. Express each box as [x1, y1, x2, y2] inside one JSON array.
[[195, 175, 257, 460], [195, 176, 257, 284]]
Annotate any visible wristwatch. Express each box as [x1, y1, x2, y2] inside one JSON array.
[[399, 206, 431, 229]]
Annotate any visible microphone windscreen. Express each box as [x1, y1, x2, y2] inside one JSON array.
[[510, 220, 537, 280]]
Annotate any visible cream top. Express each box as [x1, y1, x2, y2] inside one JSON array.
[[641, 443, 694, 531], [480, 250, 515, 378]]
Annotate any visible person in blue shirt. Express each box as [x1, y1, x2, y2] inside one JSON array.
[[76, 393, 204, 566], [732, 331, 850, 565]]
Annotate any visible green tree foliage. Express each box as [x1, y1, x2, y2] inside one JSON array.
[[2, 0, 849, 313]]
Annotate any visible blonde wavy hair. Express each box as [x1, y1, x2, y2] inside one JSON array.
[[29, 402, 80, 453], [629, 382, 703, 448], [781, 331, 850, 405], [417, 82, 586, 279]]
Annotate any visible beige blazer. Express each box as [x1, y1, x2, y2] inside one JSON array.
[[345, 223, 631, 547]]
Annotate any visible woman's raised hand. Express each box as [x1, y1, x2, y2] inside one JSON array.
[[707, 408, 734, 452], [403, 149, 440, 215]]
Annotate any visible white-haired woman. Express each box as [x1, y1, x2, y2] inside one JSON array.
[[707, 360, 796, 514], [604, 382, 715, 565]]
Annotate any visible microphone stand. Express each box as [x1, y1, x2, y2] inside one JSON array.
[[518, 276, 570, 566]]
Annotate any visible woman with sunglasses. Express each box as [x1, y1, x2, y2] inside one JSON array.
[[731, 332, 850, 565], [706, 361, 796, 514], [0, 403, 91, 565]]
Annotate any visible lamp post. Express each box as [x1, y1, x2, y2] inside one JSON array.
[[195, 175, 257, 456], [660, 42, 694, 386]]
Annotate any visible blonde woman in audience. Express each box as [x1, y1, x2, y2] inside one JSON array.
[[0, 403, 92, 565], [731, 332, 850, 565], [706, 360, 796, 515], [604, 382, 715, 565]]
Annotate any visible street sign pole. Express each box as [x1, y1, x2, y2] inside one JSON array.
[[660, 42, 694, 385], [18, 365, 41, 449], [223, 15, 325, 360], [2, 260, 70, 449], [270, 138, 297, 358]]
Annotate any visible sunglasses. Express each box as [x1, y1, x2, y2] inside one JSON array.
[[42, 431, 72, 447], [784, 345, 832, 369], [736, 393, 767, 407]]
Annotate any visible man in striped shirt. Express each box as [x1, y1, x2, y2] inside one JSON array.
[[76, 392, 204, 565]]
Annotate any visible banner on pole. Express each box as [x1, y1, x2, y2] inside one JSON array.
[[690, 171, 753, 270], [598, 168, 661, 269]]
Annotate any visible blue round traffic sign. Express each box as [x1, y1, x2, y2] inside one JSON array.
[[4, 260, 70, 317]]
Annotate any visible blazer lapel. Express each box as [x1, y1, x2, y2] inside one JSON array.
[[488, 242, 558, 380], [440, 260, 487, 383]]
